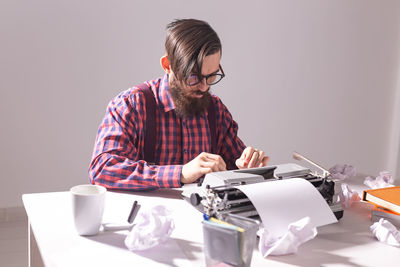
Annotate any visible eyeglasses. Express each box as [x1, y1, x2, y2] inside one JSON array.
[[185, 65, 225, 86]]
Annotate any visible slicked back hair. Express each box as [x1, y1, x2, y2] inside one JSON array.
[[165, 19, 221, 84]]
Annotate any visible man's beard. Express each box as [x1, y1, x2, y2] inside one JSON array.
[[169, 85, 211, 118]]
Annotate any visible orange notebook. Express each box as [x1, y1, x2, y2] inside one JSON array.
[[363, 186, 400, 214]]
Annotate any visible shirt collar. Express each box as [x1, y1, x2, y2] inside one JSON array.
[[157, 73, 176, 113]]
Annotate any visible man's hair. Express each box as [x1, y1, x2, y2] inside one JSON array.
[[165, 19, 221, 83]]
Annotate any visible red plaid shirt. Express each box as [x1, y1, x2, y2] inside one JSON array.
[[89, 74, 246, 190]]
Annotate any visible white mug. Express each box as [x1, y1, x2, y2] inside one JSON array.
[[71, 184, 106, 236]]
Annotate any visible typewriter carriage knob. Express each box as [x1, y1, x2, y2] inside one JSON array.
[[190, 193, 202, 206]]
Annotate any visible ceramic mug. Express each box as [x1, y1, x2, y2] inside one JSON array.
[[71, 184, 106, 236]]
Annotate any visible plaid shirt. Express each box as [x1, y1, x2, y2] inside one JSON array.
[[89, 74, 246, 190]]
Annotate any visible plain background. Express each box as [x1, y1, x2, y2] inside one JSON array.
[[1, 0, 400, 208]]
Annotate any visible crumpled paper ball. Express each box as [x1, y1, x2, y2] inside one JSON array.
[[329, 164, 356, 181], [364, 171, 394, 189], [125, 205, 174, 251], [339, 183, 361, 208], [258, 217, 317, 257], [370, 218, 400, 247]]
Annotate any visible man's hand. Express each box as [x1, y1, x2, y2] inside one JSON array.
[[235, 147, 270, 169], [181, 152, 227, 184]]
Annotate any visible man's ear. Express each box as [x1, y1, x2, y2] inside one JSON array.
[[160, 55, 171, 74]]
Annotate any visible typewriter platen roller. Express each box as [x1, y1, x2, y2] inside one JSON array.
[[189, 152, 344, 221]]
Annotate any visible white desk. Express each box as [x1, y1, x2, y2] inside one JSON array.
[[23, 176, 400, 267]]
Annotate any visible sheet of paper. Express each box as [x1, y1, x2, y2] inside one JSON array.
[[236, 178, 337, 238]]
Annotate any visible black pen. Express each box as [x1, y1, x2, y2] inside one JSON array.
[[127, 200, 140, 223]]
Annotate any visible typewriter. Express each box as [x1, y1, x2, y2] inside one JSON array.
[[188, 152, 344, 221]]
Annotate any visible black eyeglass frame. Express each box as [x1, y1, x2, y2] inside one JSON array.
[[185, 65, 225, 86]]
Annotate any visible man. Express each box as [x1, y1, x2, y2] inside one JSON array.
[[89, 19, 269, 190]]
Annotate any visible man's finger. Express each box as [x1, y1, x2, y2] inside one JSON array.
[[217, 161, 227, 171], [240, 147, 254, 165], [201, 161, 220, 172], [204, 153, 222, 161], [235, 158, 247, 169], [248, 150, 260, 168], [262, 156, 270, 166], [204, 154, 226, 171], [218, 156, 227, 171], [256, 151, 265, 167]]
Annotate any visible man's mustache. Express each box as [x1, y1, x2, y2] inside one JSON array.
[[194, 87, 210, 96]]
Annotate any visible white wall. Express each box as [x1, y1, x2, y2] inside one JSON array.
[[1, 0, 399, 208]]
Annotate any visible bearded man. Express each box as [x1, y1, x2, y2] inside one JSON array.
[[89, 19, 269, 190]]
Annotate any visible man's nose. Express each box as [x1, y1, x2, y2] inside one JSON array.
[[198, 79, 209, 92]]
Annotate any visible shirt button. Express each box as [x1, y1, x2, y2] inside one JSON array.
[[183, 149, 187, 153]]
